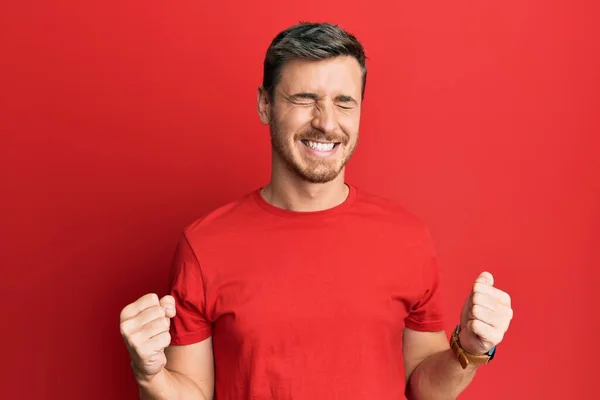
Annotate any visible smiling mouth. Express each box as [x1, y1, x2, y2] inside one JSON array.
[[300, 139, 340, 152]]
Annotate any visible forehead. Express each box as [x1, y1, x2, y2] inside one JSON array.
[[277, 56, 362, 98]]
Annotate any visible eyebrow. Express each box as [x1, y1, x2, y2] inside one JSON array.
[[288, 92, 358, 105], [336, 95, 357, 104]]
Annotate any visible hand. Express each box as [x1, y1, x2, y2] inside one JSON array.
[[119, 293, 176, 381], [459, 272, 513, 355]]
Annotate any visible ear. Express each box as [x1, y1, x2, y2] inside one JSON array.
[[257, 85, 271, 125]]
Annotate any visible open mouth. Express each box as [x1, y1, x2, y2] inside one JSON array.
[[301, 139, 340, 152]]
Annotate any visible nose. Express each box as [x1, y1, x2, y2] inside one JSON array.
[[311, 102, 338, 135]]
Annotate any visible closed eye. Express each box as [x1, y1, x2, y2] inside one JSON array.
[[286, 93, 358, 109], [287, 93, 319, 105], [336, 95, 358, 109]]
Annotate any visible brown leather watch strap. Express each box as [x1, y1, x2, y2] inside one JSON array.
[[450, 325, 493, 369]]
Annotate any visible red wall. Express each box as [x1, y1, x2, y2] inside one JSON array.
[[1, 1, 598, 399]]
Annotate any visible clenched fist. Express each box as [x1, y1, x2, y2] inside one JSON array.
[[459, 272, 513, 355], [120, 293, 176, 381]]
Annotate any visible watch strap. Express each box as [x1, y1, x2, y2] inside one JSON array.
[[450, 325, 495, 369]]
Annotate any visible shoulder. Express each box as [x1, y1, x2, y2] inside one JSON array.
[[350, 184, 436, 252], [352, 185, 429, 231], [181, 189, 261, 244]]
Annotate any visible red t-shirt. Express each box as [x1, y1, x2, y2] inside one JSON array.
[[169, 184, 445, 399]]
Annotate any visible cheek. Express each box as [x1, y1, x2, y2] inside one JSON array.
[[339, 112, 361, 136], [276, 108, 313, 136]]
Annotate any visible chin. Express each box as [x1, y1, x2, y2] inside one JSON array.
[[300, 174, 339, 184], [295, 164, 343, 184]]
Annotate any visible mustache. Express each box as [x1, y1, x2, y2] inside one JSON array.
[[295, 130, 348, 144]]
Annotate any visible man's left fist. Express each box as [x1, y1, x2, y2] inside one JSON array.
[[459, 271, 513, 355]]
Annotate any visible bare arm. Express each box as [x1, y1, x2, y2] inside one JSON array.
[[403, 329, 477, 400], [136, 338, 215, 400], [120, 293, 215, 400], [404, 272, 514, 399]]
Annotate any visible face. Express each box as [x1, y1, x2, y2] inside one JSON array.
[[258, 56, 363, 184]]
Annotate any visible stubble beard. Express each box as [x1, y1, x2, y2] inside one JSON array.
[[269, 120, 357, 184]]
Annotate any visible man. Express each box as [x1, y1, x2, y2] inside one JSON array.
[[119, 22, 513, 399]]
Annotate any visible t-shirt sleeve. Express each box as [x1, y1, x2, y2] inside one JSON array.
[[168, 234, 213, 345], [404, 228, 446, 332]]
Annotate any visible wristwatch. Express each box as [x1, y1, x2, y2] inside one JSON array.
[[450, 324, 496, 369]]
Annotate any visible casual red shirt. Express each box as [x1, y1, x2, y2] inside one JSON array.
[[169, 184, 446, 399]]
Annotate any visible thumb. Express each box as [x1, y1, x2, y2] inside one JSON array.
[[475, 271, 494, 287], [159, 295, 176, 318]]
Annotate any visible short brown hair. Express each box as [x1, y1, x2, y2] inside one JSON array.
[[262, 22, 368, 100]]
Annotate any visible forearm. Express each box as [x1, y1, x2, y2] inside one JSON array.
[[406, 349, 477, 400], [137, 368, 209, 400]]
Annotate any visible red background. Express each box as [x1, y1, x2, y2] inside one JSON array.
[[1, 1, 598, 399]]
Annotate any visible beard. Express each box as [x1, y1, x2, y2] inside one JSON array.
[[269, 121, 357, 184]]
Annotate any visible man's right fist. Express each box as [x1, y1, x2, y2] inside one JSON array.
[[120, 293, 176, 381]]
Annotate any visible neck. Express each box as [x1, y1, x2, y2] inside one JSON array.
[[261, 157, 349, 212]]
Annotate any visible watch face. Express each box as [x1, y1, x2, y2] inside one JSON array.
[[487, 346, 496, 360]]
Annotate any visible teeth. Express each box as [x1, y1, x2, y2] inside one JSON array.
[[306, 140, 335, 152]]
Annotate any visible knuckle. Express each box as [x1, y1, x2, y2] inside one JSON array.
[[472, 292, 484, 305], [146, 316, 169, 332], [120, 303, 135, 322], [507, 307, 514, 320], [146, 293, 159, 304], [129, 335, 144, 353], [152, 317, 167, 329], [150, 305, 165, 318], [155, 306, 167, 319], [119, 322, 129, 337], [120, 320, 135, 337], [145, 307, 161, 321], [143, 306, 164, 323], [162, 332, 172, 346]]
